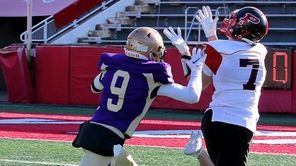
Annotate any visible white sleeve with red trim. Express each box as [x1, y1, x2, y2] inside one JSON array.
[[202, 41, 223, 76]]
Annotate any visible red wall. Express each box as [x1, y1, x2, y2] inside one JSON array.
[[0, 45, 34, 103], [68, 46, 124, 105], [32, 45, 296, 114], [35, 46, 70, 104], [54, 0, 103, 29]]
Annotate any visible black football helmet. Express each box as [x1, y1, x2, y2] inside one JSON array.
[[219, 6, 268, 42]]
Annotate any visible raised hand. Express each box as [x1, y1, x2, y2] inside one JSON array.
[[163, 27, 190, 55], [186, 47, 207, 71], [195, 6, 219, 38]]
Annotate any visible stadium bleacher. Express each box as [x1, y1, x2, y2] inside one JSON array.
[[21, 0, 296, 47]]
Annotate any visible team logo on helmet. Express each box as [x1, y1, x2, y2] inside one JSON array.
[[239, 13, 260, 25], [220, 6, 268, 42]]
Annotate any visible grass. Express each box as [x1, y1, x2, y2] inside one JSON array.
[[0, 138, 296, 166], [1, 102, 296, 165], [1, 102, 296, 125]]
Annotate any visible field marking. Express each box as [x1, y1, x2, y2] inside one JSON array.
[[1, 129, 296, 145], [0, 118, 83, 124], [0, 159, 78, 166], [132, 130, 296, 145], [1, 114, 296, 155], [0, 137, 73, 143], [252, 151, 296, 156], [134, 129, 296, 137]]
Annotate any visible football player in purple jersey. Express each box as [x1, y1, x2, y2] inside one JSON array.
[[72, 27, 206, 166]]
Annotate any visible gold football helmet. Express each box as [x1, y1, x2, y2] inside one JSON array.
[[125, 27, 166, 62]]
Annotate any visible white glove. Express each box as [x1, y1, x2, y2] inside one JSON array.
[[163, 27, 189, 55], [185, 47, 206, 71], [195, 6, 219, 38]]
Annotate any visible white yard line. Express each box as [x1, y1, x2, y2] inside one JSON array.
[[2, 129, 296, 145], [252, 139, 296, 144], [133, 130, 296, 145], [0, 118, 83, 124], [0, 137, 72, 143], [0, 159, 78, 166]]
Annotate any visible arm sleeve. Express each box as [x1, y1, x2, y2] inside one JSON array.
[[91, 71, 104, 93], [157, 67, 202, 104]]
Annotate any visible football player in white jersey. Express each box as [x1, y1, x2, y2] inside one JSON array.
[[165, 5, 269, 166]]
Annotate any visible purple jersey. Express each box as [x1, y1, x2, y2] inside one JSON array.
[[91, 53, 174, 137]]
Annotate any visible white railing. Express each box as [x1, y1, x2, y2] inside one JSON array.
[[184, 7, 201, 42], [20, 0, 115, 44], [184, 6, 230, 43], [20, 16, 54, 43]]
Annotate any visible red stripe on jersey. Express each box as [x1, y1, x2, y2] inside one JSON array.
[[204, 44, 222, 74]]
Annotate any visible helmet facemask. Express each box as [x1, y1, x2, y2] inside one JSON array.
[[219, 7, 268, 43], [220, 12, 239, 40], [148, 45, 166, 62]]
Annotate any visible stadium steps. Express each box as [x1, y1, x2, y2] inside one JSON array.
[[25, 0, 295, 47], [76, 0, 296, 47], [77, 0, 154, 44]]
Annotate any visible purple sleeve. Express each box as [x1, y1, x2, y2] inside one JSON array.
[[154, 62, 174, 84]]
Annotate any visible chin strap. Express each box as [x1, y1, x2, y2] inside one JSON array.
[[241, 38, 257, 46], [124, 48, 149, 60]]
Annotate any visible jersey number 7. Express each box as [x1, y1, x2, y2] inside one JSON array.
[[240, 59, 259, 91]]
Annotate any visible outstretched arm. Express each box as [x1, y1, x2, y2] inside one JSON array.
[[157, 48, 206, 104]]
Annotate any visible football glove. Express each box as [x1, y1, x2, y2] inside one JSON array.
[[163, 27, 190, 55], [185, 47, 206, 71], [195, 6, 219, 38]]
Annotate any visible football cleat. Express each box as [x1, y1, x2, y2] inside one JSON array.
[[184, 130, 204, 156]]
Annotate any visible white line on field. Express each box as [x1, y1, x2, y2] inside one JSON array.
[[0, 159, 78, 166]]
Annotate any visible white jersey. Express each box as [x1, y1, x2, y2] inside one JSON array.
[[203, 40, 267, 132]]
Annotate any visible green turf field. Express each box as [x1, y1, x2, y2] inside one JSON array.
[[1, 102, 296, 165], [1, 103, 296, 126], [0, 138, 296, 166]]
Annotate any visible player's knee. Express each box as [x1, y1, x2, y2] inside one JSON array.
[[79, 149, 112, 166]]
